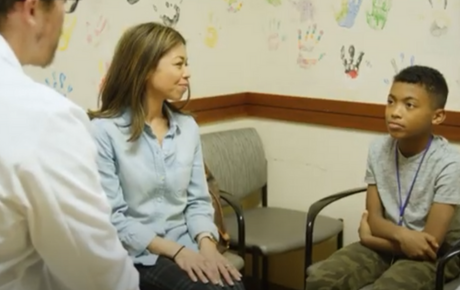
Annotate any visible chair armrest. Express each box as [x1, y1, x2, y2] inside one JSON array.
[[219, 191, 246, 258], [435, 240, 460, 290], [304, 187, 367, 269]]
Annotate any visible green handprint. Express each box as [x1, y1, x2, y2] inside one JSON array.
[[267, 0, 282, 6], [366, 0, 392, 30]]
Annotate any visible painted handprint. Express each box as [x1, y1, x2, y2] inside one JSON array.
[[267, 0, 282, 6], [366, 0, 392, 30], [203, 13, 221, 48], [383, 53, 415, 85], [335, 0, 363, 28], [428, 0, 449, 37], [127, 0, 140, 4], [153, 0, 183, 27], [45, 72, 73, 97], [340, 45, 365, 79], [58, 15, 77, 51], [267, 18, 286, 51], [86, 15, 109, 47], [98, 60, 111, 91], [290, 0, 314, 22], [297, 24, 325, 69], [225, 0, 243, 13]]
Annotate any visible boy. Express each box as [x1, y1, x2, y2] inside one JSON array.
[[306, 65, 460, 290]]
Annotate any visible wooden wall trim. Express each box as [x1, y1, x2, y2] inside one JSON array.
[[176, 93, 460, 141]]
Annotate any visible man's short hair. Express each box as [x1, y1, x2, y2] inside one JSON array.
[[0, 0, 55, 21]]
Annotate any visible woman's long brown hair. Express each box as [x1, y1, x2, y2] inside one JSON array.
[[88, 22, 190, 142]]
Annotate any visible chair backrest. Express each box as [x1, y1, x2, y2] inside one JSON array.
[[200, 128, 267, 201]]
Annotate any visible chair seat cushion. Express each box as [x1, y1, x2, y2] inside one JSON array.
[[307, 261, 460, 290], [224, 207, 343, 255], [444, 276, 460, 290], [223, 251, 245, 270]]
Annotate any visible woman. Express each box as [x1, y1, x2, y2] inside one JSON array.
[[88, 22, 245, 290]]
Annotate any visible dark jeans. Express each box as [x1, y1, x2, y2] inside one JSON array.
[[135, 256, 245, 290]]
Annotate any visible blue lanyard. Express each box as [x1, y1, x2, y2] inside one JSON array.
[[395, 137, 432, 226]]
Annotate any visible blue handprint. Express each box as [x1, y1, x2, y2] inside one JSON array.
[[335, 0, 363, 28], [45, 72, 73, 97], [383, 53, 415, 85]]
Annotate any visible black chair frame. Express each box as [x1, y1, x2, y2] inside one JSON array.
[[219, 192, 246, 274], [304, 186, 458, 290], [226, 184, 269, 290]]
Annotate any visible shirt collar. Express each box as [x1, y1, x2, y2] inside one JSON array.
[[116, 105, 181, 135], [0, 34, 24, 72]]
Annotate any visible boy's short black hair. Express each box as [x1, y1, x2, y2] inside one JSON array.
[[393, 65, 448, 109]]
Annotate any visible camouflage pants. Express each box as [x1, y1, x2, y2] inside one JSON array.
[[305, 242, 460, 290]]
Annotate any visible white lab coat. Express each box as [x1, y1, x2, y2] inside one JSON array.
[[0, 35, 139, 290]]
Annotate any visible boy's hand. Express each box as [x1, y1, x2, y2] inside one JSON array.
[[358, 210, 372, 240], [396, 229, 439, 260]]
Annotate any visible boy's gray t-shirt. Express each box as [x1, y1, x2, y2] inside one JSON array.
[[365, 135, 460, 245]]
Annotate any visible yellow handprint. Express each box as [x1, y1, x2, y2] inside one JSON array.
[[58, 15, 77, 51], [204, 13, 220, 48], [225, 0, 243, 13], [97, 60, 111, 91]]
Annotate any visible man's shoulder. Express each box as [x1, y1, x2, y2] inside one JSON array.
[[8, 79, 87, 125], [0, 80, 90, 167]]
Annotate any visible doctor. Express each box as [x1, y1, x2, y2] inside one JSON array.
[[0, 1, 139, 290]]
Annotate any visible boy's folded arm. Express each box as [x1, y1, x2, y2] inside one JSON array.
[[366, 185, 406, 242], [423, 203, 456, 246], [361, 235, 402, 255]]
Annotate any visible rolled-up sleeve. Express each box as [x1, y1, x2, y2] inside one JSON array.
[[185, 130, 219, 242], [91, 120, 157, 256]]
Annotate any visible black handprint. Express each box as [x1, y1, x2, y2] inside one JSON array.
[[153, 1, 182, 28], [127, 0, 140, 4], [340, 45, 364, 79], [428, 0, 447, 9]]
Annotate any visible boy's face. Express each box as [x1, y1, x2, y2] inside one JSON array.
[[385, 82, 444, 140]]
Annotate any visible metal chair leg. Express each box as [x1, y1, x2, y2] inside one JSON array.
[[337, 219, 344, 250], [252, 249, 260, 289], [262, 255, 269, 290]]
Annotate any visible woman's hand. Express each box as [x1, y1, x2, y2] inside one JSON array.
[[173, 246, 220, 285], [199, 239, 242, 286]]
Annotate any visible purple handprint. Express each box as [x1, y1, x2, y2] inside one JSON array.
[[335, 0, 363, 28], [290, 0, 314, 22]]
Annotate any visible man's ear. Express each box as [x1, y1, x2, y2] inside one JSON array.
[[18, 0, 40, 27], [432, 108, 446, 125]]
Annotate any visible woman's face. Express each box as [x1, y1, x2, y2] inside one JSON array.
[[147, 43, 190, 102]]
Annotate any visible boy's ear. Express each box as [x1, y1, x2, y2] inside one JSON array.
[[432, 108, 446, 125]]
